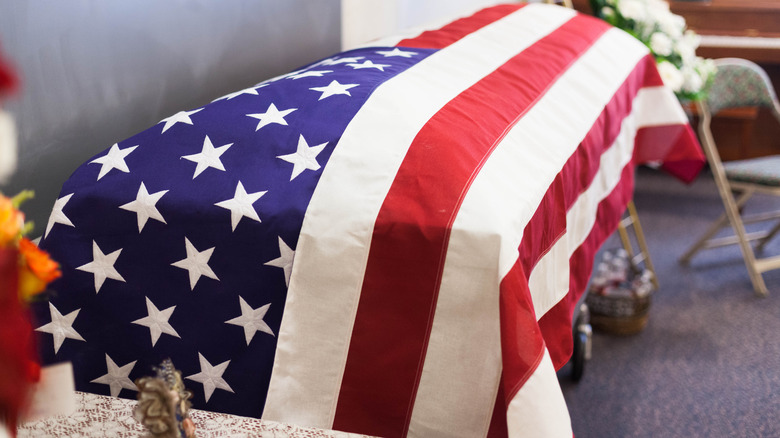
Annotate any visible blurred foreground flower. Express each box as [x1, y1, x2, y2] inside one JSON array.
[[0, 192, 60, 436], [18, 238, 61, 302], [0, 195, 23, 247]]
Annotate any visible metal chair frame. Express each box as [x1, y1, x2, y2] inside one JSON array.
[[617, 201, 659, 291], [679, 58, 780, 296]]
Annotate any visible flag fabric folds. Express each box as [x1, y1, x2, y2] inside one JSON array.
[[34, 4, 704, 437]]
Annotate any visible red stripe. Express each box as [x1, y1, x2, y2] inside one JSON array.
[[499, 164, 634, 412], [533, 57, 701, 370], [636, 124, 704, 184], [497, 56, 702, 420], [333, 15, 610, 438], [397, 4, 526, 49], [499, 55, 656, 403], [640, 56, 666, 88], [538, 163, 635, 369], [626, 58, 704, 183], [487, 378, 509, 438], [559, 54, 658, 209], [499, 165, 635, 413], [514, 54, 658, 279], [526, 64, 700, 372], [528, 57, 702, 371]]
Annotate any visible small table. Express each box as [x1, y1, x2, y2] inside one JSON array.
[[18, 392, 372, 438]]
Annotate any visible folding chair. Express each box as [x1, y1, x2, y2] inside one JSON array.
[[679, 58, 780, 297]]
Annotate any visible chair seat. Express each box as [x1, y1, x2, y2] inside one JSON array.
[[723, 155, 780, 186]]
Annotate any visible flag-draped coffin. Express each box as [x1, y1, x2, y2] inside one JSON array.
[[35, 4, 703, 437]]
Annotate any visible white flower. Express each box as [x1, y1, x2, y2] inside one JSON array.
[[646, 0, 670, 12], [674, 31, 700, 64], [698, 57, 717, 79], [617, 0, 647, 21], [650, 32, 674, 56], [599, 0, 714, 99], [657, 12, 685, 38], [686, 57, 717, 94], [674, 39, 696, 64], [646, 1, 671, 27], [682, 65, 704, 93], [657, 60, 684, 92], [636, 21, 656, 40], [683, 30, 701, 50], [0, 110, 16, 184]]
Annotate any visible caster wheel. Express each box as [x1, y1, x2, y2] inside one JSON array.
[[571, 303, 592, 382], [571, 330, 588, 382]]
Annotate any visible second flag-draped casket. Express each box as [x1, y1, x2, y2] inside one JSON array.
[[34, 3, 704, 437]]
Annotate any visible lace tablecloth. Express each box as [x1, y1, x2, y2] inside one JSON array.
[[17, 392, 372, 438]]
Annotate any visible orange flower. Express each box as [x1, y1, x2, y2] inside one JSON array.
[[17, 237, 61, 301], [0, 194, 23, 247]]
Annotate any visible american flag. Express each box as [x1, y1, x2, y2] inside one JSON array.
[[34, 4, 703, 437]]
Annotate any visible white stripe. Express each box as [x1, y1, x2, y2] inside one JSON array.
[[527, 85, 683, 321], [528, 102, 638, 319], [263, 4, 577, 428], [633, 84, 690, 127], [407, 27, 648, 437], [405, 225, 503, 438], [506, 348, 572, 438]]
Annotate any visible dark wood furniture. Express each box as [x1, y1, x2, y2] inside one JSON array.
[[669, 0, 780, 64], [669, 0, 780, 160]]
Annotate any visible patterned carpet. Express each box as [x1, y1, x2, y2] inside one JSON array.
[[559, 166, 780, 438]]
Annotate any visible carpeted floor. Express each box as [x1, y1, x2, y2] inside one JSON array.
[[559, 166, 780, 438]]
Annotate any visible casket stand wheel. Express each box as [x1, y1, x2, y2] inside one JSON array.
[[570, 303, 592, 382]]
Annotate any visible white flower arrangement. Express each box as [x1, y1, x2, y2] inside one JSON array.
[[591, 0, 716, 101]]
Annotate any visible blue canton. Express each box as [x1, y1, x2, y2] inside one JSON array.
[[34, 47, 435, 418]]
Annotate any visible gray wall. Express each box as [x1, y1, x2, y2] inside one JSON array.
[[0, 0, 341, 231]]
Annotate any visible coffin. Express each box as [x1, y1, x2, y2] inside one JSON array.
[[33, 4, 704, 437]]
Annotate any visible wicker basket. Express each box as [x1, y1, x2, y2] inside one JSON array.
[[586, 290, 651, 336]]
